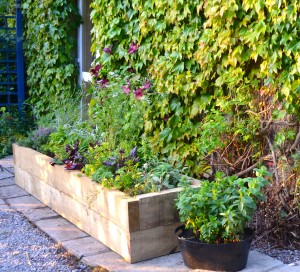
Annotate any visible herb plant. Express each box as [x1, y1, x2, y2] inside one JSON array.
[[176, 167, 270, 244], [85, 142, 183, 196]]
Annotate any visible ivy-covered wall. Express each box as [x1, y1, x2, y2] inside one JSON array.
[[22, 0, 81, 117], [91, 0, 300, 176], [0, 0, 15, 14]]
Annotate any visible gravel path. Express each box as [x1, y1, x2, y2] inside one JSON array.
[[0, 207, 92, 272], [251, 242, 300, 265]]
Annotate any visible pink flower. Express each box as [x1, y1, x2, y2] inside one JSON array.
[[103, 45, 113, 54], [90, 64, 102, 77], [97, 78, 109, 88], [128, 42, 139, 54], [101, 78, 109, 87], [122, 84, 131, 94], [142, 81, 151, 90], [134, 88, 144, 100]]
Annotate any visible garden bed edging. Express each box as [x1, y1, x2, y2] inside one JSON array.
[[13, 144, 185, 263]]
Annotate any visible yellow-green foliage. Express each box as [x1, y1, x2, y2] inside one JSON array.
[[91, 0, 300, 177]]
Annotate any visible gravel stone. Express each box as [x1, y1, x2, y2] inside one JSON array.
[[252, 243, 300, 264], [0, 208, 92, 272]]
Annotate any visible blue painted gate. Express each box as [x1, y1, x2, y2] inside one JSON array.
[[0, 0, 24, 112]]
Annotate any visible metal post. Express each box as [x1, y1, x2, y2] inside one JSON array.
[[16, 0, 24, 114]]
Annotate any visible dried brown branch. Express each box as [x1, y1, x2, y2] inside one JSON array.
[[260, 119, 273, 135], [245, 105, 274, 116], [260, 121, 297, 126], [264, 136, 292, 212], [290, 126, 300, 151], [235, 160, 261, 177], [265, 136, 279, 185]]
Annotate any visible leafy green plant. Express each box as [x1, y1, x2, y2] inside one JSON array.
[[22, 0, 81, 117], [0, 107, 31, 158], [84, 140, 183, 196], [176, 167, 270, 244], [88, 63, 150, 148], [142, 158, 184, 192], [42, 122, 97, 160], [0, 0, 15, 14], [20, 127, 55, 154], [90, 0, 300, 174]]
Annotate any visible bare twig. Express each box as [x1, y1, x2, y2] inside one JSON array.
[[245, 105, 274, 116], [260, 120, 297, 126], [235, 160, 261, 177], [290, 126, 300, 151], [265, 136, 279, 185], [260, 118, 273, 135], [264, 136, 291, 212]]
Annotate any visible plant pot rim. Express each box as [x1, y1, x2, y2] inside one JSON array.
[[175, 225, 254, 245]]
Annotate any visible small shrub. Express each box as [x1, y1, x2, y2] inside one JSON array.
[[176, 167, 270, 244], [0, 107, 31, 158]]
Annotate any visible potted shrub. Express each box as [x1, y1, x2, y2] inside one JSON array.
[[175, 167, 270, 271]]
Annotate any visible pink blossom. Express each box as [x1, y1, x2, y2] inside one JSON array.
[[134, 88, 144, 100], [128, 42, 139, 54], [90, 64, 102, 77], [142, 82, 151, 90], [97, 78, 109, 88], [103, 45, 113, 54], [122, 84, 131, 94]]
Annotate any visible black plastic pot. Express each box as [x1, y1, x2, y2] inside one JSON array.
[[175, 225, 254, 271]]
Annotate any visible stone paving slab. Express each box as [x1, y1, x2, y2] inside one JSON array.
[[0, 177, 15, 186], [0, 199, 5, 205], [83, 251, 187, 272], [34, 217, 89, 242], [6, 195, 46, 210], [19, 207, 59, 222], [62, 236, 110, 259], [0, 169, 14, 180], [0, 184, 29, 199], [241, 251, 285, 272], [0, 155, 14, 167]]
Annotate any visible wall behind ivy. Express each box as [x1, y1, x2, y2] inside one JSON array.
[[91, 0, 300, 177], [22, 0, 81, 117]]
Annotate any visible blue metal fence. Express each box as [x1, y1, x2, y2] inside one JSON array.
[[0, 0, 24, 112]]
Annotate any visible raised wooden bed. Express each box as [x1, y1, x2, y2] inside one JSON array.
[[13, 144, 188, 263]]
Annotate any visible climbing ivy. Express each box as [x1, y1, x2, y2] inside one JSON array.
[[91, 0, 300, 176], [22, 0, 81, 117], [0, 0, 15, 14]]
